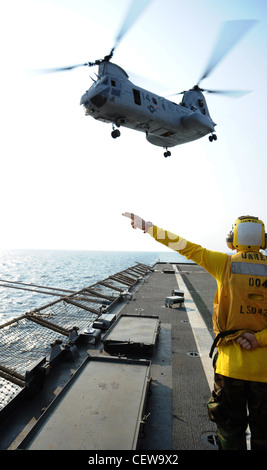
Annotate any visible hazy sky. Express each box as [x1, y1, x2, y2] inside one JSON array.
[[0, 0, 266, 252]]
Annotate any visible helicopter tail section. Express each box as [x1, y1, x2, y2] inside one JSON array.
[[182, 112, 216, 134]]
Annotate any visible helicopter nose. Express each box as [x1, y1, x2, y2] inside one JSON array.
[[80, 88, 109, 109], [80, 92, 89, 106]]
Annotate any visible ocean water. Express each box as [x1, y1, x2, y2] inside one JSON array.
[[0, 249, 191, 325]]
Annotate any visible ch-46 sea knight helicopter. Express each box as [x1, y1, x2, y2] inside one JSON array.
[[39, 1, 256, 157]]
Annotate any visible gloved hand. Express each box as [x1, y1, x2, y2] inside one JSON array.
[[122, 212, 153, 233]]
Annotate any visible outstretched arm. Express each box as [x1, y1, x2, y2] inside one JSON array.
[[122, 212, 228, 281]]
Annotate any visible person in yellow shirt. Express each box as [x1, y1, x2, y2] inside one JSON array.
[[122, 212, 267, 450]]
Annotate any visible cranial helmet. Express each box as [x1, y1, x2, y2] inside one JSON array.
[[226, 215, 267, 251]]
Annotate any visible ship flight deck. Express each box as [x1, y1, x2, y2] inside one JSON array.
[[0, 261, 218, 451]]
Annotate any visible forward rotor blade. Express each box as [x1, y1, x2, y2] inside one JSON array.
[[114, 0, 153, 50], [31, 63, 89, 74], [198, 20, 257, 84]]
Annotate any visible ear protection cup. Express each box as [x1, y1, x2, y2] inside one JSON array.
[[226, 231, 234, 250]]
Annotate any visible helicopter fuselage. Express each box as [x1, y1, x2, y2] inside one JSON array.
[[80, 62, 216, 151]]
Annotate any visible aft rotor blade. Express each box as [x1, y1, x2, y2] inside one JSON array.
[[203, 88, 251, 98], [198, 20, 257, 84], [114, 0, 153, 49], [165, 88, 251, 99], [165, 91, 185, 97]]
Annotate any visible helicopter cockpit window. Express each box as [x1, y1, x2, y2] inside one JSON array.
[[180, 95, 187, 107], [96, 77, 108, 86], [90, 87, 109, 108]]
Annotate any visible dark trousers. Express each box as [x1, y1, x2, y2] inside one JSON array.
[[208, 373, 267, 450]]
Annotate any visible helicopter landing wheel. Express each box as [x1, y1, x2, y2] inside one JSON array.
[[111, 129, 121, 139], [209, 134, 217, 142], [164, 149, 171, 158]]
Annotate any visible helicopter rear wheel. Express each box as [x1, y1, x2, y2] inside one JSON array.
[[209, 134, 217, 142], [111, 129, 121, 139], [164, 149, 171, 158]]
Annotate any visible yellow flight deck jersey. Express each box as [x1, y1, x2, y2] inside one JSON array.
[[147, 225, 267, 382]]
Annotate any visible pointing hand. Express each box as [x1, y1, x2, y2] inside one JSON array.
[[122, 212, 152, 233]]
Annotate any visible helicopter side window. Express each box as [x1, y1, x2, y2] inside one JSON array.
[[198, 99, 206, 114], [111, 78, 121, 97], [133, 89, 141, 105], [98, 77, 108, 86]]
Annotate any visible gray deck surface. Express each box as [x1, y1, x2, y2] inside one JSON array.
[[120, 262, 218, 451], [0, 262, 219, 451]]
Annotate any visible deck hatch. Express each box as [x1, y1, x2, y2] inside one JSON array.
[[18, 356, 151, 450], [102, 314, 160, 357]]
